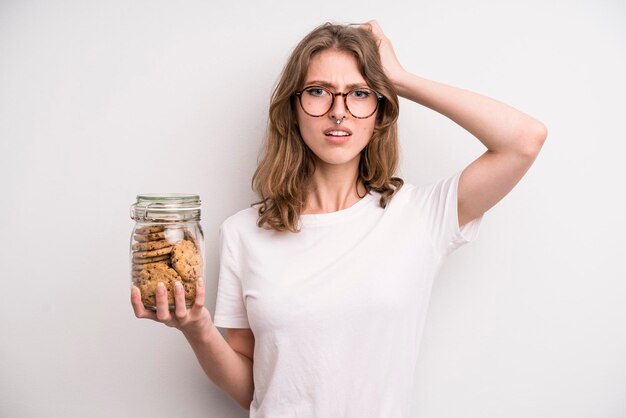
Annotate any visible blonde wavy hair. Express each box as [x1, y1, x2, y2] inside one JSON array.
[[251, 22, 404, 233]]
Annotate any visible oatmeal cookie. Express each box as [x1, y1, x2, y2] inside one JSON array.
[[132, 254, 170, 264], [132, 260, 169, 270], [171, 239, 203, 282], [182, 281, 197, 302], [131, 240, 172, 252], [183, 228, 201, 252], [132, 246, 173, 259], [135, 263, 183, 308], [134, 225, 165, 235], [133, 228, 184, 242]]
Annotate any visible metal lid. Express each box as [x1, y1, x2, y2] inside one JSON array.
[[130, 193, 201, 222]]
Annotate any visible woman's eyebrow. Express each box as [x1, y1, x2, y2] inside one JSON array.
[[304, 80, 369, 89]]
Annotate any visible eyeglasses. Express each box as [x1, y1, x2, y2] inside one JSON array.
[[294, 85, 383, 119]]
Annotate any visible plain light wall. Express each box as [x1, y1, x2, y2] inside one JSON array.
[[1, 0, 624, 417]]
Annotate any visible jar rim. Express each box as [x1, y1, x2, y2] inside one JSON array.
[[131, 194, 201, 222], [136, 193, 199, 201]]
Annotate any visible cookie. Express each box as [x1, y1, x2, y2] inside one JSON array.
[[132, 260, 169, 271], [182, 281, 197, 303], [138, 280, 175, 307], [131, 240, 172, 252], [183, 228, 201, 252], [135, 263, 183, 308], [132, 246, 173, 259], [130, 222, 203, 309], [171, 239, 203, 282], [133, 228, 185, 242], [132, 254, 170, 264], [133, 231, 166, 242], [134, 225, 165, 235], [133, 263, 170, 281], [132, 272, 148, 286]]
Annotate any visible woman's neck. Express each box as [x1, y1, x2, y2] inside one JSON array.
[[302, 165, 367, 215]]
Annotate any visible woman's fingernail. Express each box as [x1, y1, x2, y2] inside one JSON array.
[[157, 282, 165, 293], [175, 281, 182, 291]]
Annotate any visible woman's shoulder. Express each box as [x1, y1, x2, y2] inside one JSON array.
[[221, 206, 258, 231], [393, 171, 463, 207], [383, 177, 454, 211]]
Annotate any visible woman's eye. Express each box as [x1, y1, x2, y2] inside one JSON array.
[[305, 88, 326, 97], [351, 90, 371, 99]]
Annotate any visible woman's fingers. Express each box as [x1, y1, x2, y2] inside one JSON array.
[[190, 278, 206, 315], [350, 20, 380, 32], [155, 282, 172, 322], [131, 286, 157, 320], [358, 20, 384, 43], [173, 281, 188, 319], [131, 279, 206, 329], [361, 19, 405, 85]]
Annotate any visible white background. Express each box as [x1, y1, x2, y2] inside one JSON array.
[[1, 0, 625, 417]]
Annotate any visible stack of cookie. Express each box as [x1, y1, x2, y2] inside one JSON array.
[[131, 224, 203, 309]]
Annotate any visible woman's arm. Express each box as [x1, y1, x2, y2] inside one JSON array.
[[363, 20, 548, 227], [131, 282, 254, 410], [393, 72, 547, 155]]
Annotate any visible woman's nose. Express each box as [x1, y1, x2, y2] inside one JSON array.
[[329, 93, 349, 120]]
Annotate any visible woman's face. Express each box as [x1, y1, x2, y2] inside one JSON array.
[[295, 48, 376, 171]]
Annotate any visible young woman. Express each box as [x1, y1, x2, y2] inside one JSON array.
[[131, 20, 547, 416]]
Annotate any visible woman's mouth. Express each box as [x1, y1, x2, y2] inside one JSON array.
[[324, 127, 352, 144], [325, 131, 351, 144], [324, 126, 352, 136], [325, 130, 351, 137]]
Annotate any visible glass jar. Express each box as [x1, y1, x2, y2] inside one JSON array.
[[129, 194, 204, 311]]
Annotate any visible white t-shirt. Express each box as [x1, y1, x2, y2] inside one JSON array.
[[213, 169, 483, 417]]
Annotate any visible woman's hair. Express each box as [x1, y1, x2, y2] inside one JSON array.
[[251, 22, 404, 233]]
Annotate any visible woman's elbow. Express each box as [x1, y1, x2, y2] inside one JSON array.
[[520, 120, 548, 156], [533, 120, 548, 144]]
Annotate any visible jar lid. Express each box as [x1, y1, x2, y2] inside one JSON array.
[[130, 193, 201, 222]]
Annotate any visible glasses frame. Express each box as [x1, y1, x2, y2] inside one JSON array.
[[294, 85, 384, 119]]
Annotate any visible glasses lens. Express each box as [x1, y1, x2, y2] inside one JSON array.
[[346, 88, 378, 118], [299, 87, 380, 118], [300, 87, 333, 116]]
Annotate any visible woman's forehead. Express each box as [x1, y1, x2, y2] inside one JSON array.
[[304, 49, 367, 87]]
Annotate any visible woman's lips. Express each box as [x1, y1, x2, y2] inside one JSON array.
[[323, 127, 352, 144], [324, 133, 351, 144], [324, 127, 353, 135]]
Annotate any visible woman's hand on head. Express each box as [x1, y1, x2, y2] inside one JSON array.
[[131, 279, 214, 338], [360, 20, 406, 87]]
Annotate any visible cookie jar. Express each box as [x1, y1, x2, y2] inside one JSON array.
[[130, 194, 204, 310]]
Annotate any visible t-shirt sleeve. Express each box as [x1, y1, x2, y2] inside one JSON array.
[[212, 219, 250, 329], [419, 169, 484, 259]]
